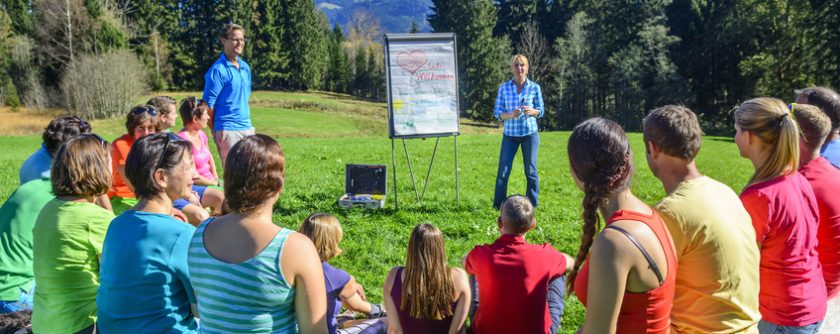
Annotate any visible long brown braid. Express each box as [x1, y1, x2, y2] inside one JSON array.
[[566, 118, 634, 293]]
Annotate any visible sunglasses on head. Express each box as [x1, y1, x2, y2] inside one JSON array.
[[131, 106, 158, 116], [155, 132, 184, 170]]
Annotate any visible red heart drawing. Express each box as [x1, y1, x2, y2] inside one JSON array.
[[396, 50, 428, 75]]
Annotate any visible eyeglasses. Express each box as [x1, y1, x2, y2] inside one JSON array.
[[155, 132, 183, 171], [131, 106, 158, 117]]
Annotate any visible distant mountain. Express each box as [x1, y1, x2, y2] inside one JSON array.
[[316, 0, 433, 34]]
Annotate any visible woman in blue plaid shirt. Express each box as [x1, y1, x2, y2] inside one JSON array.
[[492, 54, 544, 209]]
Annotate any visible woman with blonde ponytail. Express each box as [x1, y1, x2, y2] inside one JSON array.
[[567, 118, 676, 334], [735, 97, 826, 333], [383, 224, 470, 334]]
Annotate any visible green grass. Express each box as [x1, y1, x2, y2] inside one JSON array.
[[1, 91, 755, 333]]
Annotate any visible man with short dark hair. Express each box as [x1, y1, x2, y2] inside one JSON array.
[[465, 195, 572, 334], [19, 116, 91, 184], [203, 23, 254, 168], [796, 86, 840, 169], [643, 105, 761, 333]]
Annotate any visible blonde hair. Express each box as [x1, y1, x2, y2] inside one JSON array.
[[299, 213, 343, 262], [792, 103, 831, 151], [511, 54, 529, 66], [735, 97, 800, 186], [402, 223, 455, 320]]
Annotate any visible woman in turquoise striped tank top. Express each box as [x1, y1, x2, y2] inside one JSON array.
[[188, 134, 328, 333]]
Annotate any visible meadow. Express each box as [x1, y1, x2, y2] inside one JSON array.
[[0, 91, 755, 333]]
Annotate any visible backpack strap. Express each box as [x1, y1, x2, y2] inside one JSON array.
[[604, 225, 665, 285]]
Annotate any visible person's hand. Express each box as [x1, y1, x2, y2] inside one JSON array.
[[522, 106, 538, 116], [355, 283, 367, 301], [188, 191, 201, 206], [171, 208, 188, 222], [508, 109, 521, 119]]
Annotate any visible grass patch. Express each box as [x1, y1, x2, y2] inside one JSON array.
[[1, 92, 754, 333]]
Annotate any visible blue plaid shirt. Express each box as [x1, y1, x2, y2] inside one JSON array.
[[493, 79, 544, 137]]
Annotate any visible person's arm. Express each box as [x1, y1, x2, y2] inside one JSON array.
[[339, 276, 372, 313], [493, 85, 520, 121], [383, 267, 404, 334], [96, 194, 113, 212], [203, 68, 222, 132], [193, 175, 218, 187], [448, 268, 470, 334], [171, 228, 198, 318], [282, 232, 328, 334], [521, 84, 545, 118], [740, 190, 770, 248], [579, 230, 632, 334]]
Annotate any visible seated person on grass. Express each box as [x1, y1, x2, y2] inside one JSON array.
[[97, 133, 199, 334], [299, 213, 387, 334], [0, 178, 55, 314], [32, 134, 115, 334], [147, 96, 179, 133], [178, 97, 221, 187], [465, 195, 573, 334], [110, 105, 221, 225], [19, 116, 91, 184]]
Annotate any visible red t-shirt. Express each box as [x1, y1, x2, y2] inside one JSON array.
[[799, 157, 840, 298], [465, 234, 566, 334], [740, 173, 827, 326], [108, 134, 135, 199]]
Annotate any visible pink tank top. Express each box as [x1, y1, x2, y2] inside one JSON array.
[[178, 130, 214, 181]]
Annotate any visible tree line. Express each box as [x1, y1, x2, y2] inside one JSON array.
[[0, 0, 838, 132]]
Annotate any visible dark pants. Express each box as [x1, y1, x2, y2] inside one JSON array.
[[493, 133, 540, 209]]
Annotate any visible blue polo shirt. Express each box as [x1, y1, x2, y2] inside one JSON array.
[[202, 54, 252, 132], [19, 145, 52, 185]]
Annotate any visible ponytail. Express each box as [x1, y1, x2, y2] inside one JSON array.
[[735, 98, 799, 186]]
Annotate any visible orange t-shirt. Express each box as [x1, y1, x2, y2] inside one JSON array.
[[108, 134, 135, 198]]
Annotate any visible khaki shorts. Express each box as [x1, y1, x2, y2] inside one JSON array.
[[213, 128, 255, 169]]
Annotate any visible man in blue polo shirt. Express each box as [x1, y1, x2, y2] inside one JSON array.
[[203, 23, 254, 168]]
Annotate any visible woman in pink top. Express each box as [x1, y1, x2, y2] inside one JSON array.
[[566, 118, 677, 334], [734, 97, 826, 333], [178, 97, 219, 186]]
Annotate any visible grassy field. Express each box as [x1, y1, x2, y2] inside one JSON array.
[[0, 91, 755, 333]]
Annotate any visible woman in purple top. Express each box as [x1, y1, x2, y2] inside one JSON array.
[[299, 213, 387, 334], [383, 224, 470, 334]]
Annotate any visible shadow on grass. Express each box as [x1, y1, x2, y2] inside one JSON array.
[[462, 121, 499, 129], [708, 137, 735, 143]]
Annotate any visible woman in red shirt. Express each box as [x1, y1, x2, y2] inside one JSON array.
[[735, 97, 826, 333], [566, 118, 677, 334]]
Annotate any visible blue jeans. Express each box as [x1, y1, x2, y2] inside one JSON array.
[[758, 320, 823, 334], [0, 283, 35, 314], [493, 133, 539, 208]]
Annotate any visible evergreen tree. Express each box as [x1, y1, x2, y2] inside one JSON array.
[[279, 0, 327, 90], [494, 0, 539, 52], [352, 45, 368, 97], [251, 0, 287, 89], [409, 20, 420, 33], [324, 24, 349, 93], [1, 0, 33, 35], [429, 0, 510, 121], [552, 11, 594, 128]]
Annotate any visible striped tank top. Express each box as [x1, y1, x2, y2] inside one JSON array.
[[188, 218, 298, 333]]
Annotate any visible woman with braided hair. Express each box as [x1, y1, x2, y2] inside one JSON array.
[[735, 97, 826, 333], [566, 118, 676, 334]]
